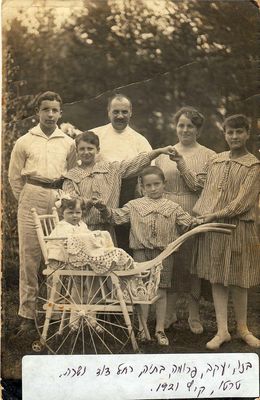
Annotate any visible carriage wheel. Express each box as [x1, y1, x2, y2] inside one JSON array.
[[35, 271, 138, 354]]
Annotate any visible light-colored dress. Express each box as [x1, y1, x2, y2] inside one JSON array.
[[47, 220, 134, 273], [156, 145, 215, 290], [47, 220, 90, 262], [178, 151, 260, 288]]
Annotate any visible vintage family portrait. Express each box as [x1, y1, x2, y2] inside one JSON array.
[[2, 0, 260, 398]]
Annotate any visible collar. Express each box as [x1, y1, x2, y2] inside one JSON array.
[[107, 123, 131, 135], [131, 197, 179, 217], [30, 123, 66, 139], [64, 161, 111, 182], [60, 220, 83, 227], [212, 151, 260, 167]]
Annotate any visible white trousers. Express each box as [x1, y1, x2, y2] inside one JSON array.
[[18, 183, 58, 319]]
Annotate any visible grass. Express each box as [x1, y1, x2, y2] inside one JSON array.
[[2, 282, 260, 380]]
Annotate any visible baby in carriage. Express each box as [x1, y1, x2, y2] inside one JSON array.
[[46, 195, 134, 330]]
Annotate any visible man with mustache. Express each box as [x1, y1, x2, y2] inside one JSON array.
[[92, 94, 152, 251], [92, 93, 152, 163]]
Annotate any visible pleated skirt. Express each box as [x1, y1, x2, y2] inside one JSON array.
[[190, 218, 260, 288]]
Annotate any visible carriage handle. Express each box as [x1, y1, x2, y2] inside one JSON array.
[[112, 223, 236, 276]]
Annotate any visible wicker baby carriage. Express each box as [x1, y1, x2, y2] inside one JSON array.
[[32, 207, 235, 354]]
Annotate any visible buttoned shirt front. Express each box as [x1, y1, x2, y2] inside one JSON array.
[[8, 124, 76, 199], [91, 123, 152, 161], [109, 196, 194, 250]]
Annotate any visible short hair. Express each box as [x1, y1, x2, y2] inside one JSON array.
[[75, 131, 100, 149], [223, 114, 250, 132], [60, 197, 83, 213], [35, 91, 62, 109], [139, 166, 166, 183], [173, 106, 205, 130], [107, 93, 132, 112]]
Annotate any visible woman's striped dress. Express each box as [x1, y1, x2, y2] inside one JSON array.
[[178, 151, 260, 288], [156, 144, 215, 291]]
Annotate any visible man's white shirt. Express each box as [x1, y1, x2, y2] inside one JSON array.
[[92, 123, 152, 161]]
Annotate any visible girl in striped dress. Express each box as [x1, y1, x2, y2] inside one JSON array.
[[156, 107, 215, 334], [170, 114, 260, 350], [95, 166, 199, 346]]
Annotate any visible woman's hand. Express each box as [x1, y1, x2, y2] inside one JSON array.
[[169, 148, 184, 163]]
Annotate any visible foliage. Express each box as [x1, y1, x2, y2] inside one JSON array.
[[2, 0, 259, 270], [2, 47, 31, 274]]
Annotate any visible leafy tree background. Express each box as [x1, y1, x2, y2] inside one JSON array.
[[2, 0, 260, 278]]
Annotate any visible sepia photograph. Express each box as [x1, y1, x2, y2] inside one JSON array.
[[2, 0, 260, 398]]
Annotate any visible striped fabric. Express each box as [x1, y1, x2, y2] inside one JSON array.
[[62, 152, 153, 240], [180, 151, 260, 288], [191, 218, 260, 288], [109, 196, 194, 249], [156, 145, 215, 291], [155, 145, 215, 213], [193, 152, 260, 220]]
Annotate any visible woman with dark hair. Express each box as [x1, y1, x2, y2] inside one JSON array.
[[156, 106, 215, 334], [62, 131, 175, 242]]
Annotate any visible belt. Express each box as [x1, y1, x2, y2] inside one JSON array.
[[26, 177, 64, 189]]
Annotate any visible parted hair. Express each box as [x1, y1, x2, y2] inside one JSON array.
[[35, 91, 62, 109], [75, 131, 100, 149], [173, 106, 205, 130], [223, 114, 250, 132], [60, 197, 84, 214], [139, 166, 166, 183]]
